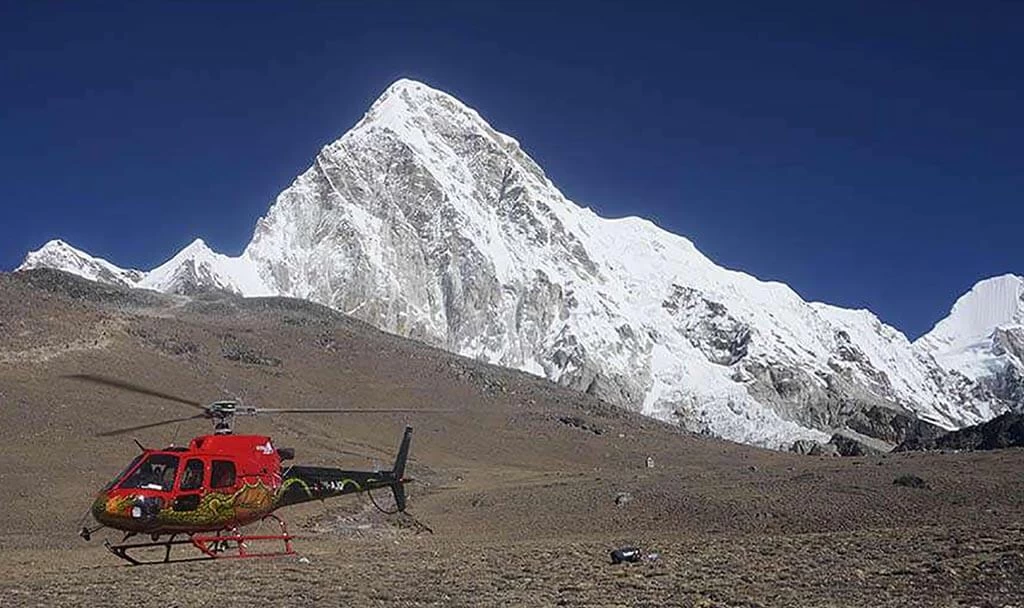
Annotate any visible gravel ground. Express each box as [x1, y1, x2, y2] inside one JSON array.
[[1, 270, 1022, 607]]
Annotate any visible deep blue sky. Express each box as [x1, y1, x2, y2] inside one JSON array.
[[1, 1, 1021, 338]]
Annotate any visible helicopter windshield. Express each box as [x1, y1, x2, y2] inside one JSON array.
[[102, 454, 144, 491], [118, 454, 180, 492]]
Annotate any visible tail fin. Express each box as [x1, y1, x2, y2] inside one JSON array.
[[390, 426, 413, 512]]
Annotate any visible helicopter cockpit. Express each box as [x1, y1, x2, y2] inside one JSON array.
[[116, 454, 180, 492]]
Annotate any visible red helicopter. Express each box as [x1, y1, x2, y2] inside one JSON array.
[[73, 375, 435, 565]]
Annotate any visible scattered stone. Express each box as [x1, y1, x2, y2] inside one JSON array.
[[893, 474, 928, 489], [557, 415, 603, 435], [614, 492, 633, 507], [220, 333, 281, 367]]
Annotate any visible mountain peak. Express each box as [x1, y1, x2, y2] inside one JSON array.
[[137, 237, 270, 297], [919, 273, 1024, 352], [374, 78, 468, 109], [364, 78, 453, 121], [177, 237, 214, 258], [18, 239, 83, 272], [977, 273, 1024, 292], [382, 77, 440, 98], [354, 78, 513, 148], [17, 239, 143, 286], [25, 238, 80, 257], [41, 238, 69, 249]]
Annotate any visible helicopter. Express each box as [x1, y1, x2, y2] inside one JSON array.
[[72, 374, 439, 565]]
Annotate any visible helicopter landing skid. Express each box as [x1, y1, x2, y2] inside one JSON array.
[[104, 515, 297, 565], [104, 535, 206, 565]]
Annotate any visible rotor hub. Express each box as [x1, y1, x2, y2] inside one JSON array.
[[208, 400, 239, 434]]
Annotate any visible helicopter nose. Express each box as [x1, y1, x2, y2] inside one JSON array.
[[93, 492, 164, 526], [92, 492, 127, 525]]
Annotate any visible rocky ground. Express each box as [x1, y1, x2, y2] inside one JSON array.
[[4, 524, 1023, 607], [0, 269, 1022, 607]]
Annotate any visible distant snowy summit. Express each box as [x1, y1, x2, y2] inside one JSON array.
[[19, 237, 268, 296], [916, 274, 1024, 397], [21, 239, 145, 287], [17, 78, 1023, 449]]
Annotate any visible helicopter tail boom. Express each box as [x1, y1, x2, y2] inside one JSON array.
[[276, 426, 413, 511]]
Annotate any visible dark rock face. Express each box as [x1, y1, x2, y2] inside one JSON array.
[[748, 363, 936, 449], [978, 345, 1024, 412], [890, 419, 950, 452], [895, 412, 1024, 452], [662, 285, 751, 366], [790, 439, 820, 455], [828, 433, 883, 457], [789, 439, 840, 457], [812, 443, 840, 457], [792, 434, 886, 457], [845, 406, 945, 445]]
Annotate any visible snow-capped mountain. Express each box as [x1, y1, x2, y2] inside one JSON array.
[[916, 274, 1024, 410], [19, 239, 144, 287], [140, 238, 271, 296], [16, 79, 1021, 448]]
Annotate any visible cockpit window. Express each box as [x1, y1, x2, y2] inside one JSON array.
[[119, 454, 180, 491]]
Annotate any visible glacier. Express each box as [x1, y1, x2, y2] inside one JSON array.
[[16, 79, 1023, 449]]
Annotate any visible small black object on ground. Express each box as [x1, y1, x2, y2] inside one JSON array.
[[610, 546, 642, 564]]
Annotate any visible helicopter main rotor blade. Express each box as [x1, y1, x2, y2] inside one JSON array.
[[66, 374, 207, 411], [96, 413, 209, 437], [245, 408, 453, 414]]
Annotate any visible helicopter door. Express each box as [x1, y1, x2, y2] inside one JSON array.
[[172, 458, 205, 512]]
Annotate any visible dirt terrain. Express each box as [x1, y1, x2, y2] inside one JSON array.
[[0, 269, 1022, 607]]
